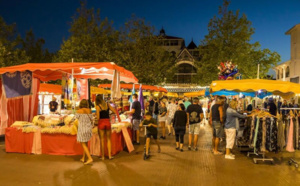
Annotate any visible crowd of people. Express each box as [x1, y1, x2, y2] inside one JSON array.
[[68, 93, 300, 164]]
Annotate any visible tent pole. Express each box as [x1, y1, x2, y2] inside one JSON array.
[[71, 58, 74, 112]]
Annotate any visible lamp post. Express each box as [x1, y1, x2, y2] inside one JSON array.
[[257, 63, 260, 79]]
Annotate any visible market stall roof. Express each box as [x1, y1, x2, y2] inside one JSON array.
[[166, 92, 178, 97], [39, 83, 108, 95], [98, 84, 167, 93], [210, 79, 300, 98], [0, 62, 138, 83], [39, 84, 62, 94], [183, 90, 205, 97]]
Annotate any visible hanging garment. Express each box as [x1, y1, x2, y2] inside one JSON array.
[[266, 117, 278, 152], [286, 117, 295, 152], [249, 115, 256, 145], [285, 117, 290, 147], [243, 117, 252, 143], [261, 117, 267, 152], [253, 117, 262, 153], [277, 116, 285, 151]]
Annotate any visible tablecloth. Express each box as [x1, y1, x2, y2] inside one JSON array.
[[5, 127, 132, 156]]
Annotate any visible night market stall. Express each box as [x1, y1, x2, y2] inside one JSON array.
[[98, 83, 167, 111], [0, 62, 138, 156], [210, 79, 300, 165]]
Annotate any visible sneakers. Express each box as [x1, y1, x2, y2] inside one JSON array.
[[193, 147, 198, 151], [188, 146, 192, 150], [225, 154, 235, 160]]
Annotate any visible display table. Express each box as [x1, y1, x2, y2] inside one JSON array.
[[5, 127, 132, 156]]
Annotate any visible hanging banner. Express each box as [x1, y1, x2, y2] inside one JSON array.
[[62, 74, 70, 105], [2, 71, 32, 98], [76, 79, 88, 100]]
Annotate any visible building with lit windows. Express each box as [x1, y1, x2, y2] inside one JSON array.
[[158, 28, 205, 93], [275, 24, 300, 83]]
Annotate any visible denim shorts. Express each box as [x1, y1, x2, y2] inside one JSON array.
[[212, 121, 224, 138]]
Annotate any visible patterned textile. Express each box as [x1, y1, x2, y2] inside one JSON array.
[[2, 71, 32, 98], [75, 113, 93, 142], [266, 118, 278, 152]]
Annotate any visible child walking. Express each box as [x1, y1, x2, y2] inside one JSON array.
[[140, 112, 161, 159]]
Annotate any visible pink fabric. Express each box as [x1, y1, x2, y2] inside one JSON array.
[[23, 96, 30, 121], [89, 130, 130, 156], [30, 78, 39, 121], [286, 118, 295, 152], [122, 127, 134, 153], [31, 129, 42, 154], [0, 83, 8, 135], [89, 134, 101, 156]]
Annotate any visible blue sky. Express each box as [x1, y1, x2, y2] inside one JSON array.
[[1, 0, 300, 68]]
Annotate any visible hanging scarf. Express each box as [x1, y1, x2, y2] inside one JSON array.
[[253, 117, 260, 153], [249, 115, 255, 145]]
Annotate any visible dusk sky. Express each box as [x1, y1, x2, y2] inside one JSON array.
[[1, 0, 300, 68]]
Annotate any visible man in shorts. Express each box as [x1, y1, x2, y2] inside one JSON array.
[[209, 97, 225, 155], [187, 97, 204, 151], [125, 94, 141, 145], [140, 112, 161, 159]]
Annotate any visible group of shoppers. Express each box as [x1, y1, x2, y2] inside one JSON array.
[[75, 93, 257, 164], [75, 95, 117, 165]]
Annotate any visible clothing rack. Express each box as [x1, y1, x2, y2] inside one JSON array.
[[280, 108, 299, 168], [246, 116, 275, 164]]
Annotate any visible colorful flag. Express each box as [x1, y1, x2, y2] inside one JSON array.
[[76, 79, 88, 100], [138, 84, 145, 111], [129, 84, 135, 103], [2, 71, 32, 98]]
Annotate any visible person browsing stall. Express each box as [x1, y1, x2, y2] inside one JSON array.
[[125, 94, 142, 145], [210, 97, 225, 155], [224, 100, 247, 160], [96, 95, 117, 160], [139, 112, 161, 159], [76, 99, 94, 165]]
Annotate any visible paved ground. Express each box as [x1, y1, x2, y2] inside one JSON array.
[[1, 123, 300, 186]]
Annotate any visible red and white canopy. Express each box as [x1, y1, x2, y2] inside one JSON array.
[[0, 62, 138, 83]]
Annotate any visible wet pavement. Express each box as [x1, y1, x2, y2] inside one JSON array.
[[1, 123, 300, 186]]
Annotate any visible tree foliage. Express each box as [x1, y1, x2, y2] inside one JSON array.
[[117, 16, 176, 85], [22, 29, 53, 62], [55, 2, 119, 62], [198, 1, 280, 85], [0, 17, 29, 67], [55, 3, 175, 85]]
